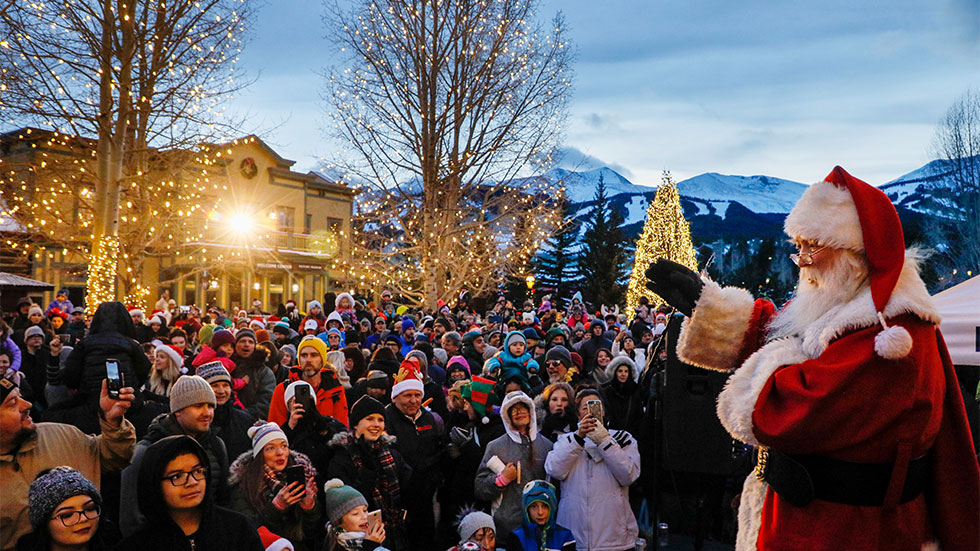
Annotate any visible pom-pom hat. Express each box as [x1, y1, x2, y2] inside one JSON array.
[[784, 166, 911, 359], [323, 478, 368, 525]]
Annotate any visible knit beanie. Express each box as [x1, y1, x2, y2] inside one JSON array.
[[257, 526, 293, 551], [297, 336, 327, 364], [255, 329, 272, 344], [24, 326, 45, 340], [196, 361, 231, 385], [248, 421, 288, 457], [198, 324, 216, 345], [365, 370, 390, 390], [457, 509, 495, 543], [273, 322, 291, 336], [28, 467, 102, 529], [307, 300, 322, 311], [349, 395, 386, 427], [545, 345, 572, 368], [169, 375, 216, 412], [210, 329, 235, 350], [323, 479, 368, 525], [28, 305, 43, 317], [235, 328, 257, 342]]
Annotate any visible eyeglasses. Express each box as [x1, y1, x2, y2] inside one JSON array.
[[161, 465, 207, 487], [51, 504, 101, 527], [546, 360, 564, 367], [789, 245, 828, 267]]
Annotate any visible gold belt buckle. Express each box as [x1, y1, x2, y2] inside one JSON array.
[[755, 446, 769, 481]]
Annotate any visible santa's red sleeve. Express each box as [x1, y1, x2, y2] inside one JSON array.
[[676, 280, 776, 372]]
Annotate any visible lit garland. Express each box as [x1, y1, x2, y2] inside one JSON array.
[[0, 0, 252, 306], [86, 234, 118, 314], [626, 171, 699, 312]]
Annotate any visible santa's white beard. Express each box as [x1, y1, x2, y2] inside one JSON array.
[[768, 250, 868, 340]]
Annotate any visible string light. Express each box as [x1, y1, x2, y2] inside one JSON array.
[[626, 170, 698, 312]]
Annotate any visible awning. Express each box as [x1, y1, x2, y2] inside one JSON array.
[[0, 272, 55, 290]]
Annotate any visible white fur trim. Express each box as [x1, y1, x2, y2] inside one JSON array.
[[875, 324, 913, 359], [265, 538, 292, 551], [391, 378, 423, 399], [799, 252, 939, 358], [736, 474, 767, 551], [677, 280, 756, 372], [284, 380, 318, 406], [500, 390, 537, 443], [784, 180, 864, 251], [717, 337, 808, 446]]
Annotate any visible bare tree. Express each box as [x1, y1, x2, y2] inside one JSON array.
[[323, 0, 574, 308], [928, 89, 980, 286], [0, 0, 252, 308]]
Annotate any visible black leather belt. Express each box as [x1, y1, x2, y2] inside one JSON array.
[[754, 447, 930, 507]]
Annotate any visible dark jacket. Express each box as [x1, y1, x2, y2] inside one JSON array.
[[383, 404, 444, 482], [120, 413, 230, 536], [600, 358, 644, 433], [230, 348, 275, 420], [575, 333, 613, 377], [281, 411, 348, 490], [211, 400, 254, 462], [114, 435, 262, 551]]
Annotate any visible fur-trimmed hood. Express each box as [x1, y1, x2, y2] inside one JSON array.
[[500, 390, 538, 443], [327, 430, 397, 448], [604, 355, 636, 382], [228, 448, 316, 486]]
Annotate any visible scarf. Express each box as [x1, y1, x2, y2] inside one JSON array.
[[350, 436, 403, 526]]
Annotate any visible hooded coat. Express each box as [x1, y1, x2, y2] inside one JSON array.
[[474, 392, 553, 537], [115, 435, 262, 551], [119, 412, 230, 536], [267, 367, 349, 427], [600, 356, 644, 432], [229, 347, 276, 420], [503, 480, 575, 551], [485, 332, 538, 386]]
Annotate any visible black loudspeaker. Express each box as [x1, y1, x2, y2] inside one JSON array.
[[660, 313, 737, 475]]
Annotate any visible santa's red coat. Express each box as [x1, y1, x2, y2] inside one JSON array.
[[677, 262, 979, 551]]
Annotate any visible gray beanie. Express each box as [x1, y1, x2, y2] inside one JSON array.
[[545, 345, 572, 368], [458, 509, 495, 542], [28, 467, 101, 528], [169, 375, 216, 412], [25, 326, 45, 340]]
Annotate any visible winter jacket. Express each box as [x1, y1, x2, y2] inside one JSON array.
[[611, 340, 646, 376], [282, 411, 348, 489], [211, 400, 255, 461], [599, 357, 644, 432], [474, 392, 553, 537], [229, 450, 320, 551], [268, 367, 349, 427], [503, 480, 575, 551], [445, 411, 505, 511], [545, 429, 640, 551], [114, 435, 262, 551], [120, 413, 230, 536], [485, 332, 539, 385], [574, 330, 613, 378], [0, 418, 135, 550], [230, 348, 276, 420]]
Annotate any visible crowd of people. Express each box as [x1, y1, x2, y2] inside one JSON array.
[[1, 288, 674, 551]]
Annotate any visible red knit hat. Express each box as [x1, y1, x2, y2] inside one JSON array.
[[784, 166, 912, 359]]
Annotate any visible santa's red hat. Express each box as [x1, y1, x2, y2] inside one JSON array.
[[127, 306, 144, 318], [257, 526, 292, 551], [154, 342, 185, 370], [784, 166, 911, 359], [392, 358, 424, 398]]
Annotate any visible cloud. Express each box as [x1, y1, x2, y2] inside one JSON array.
[[553, 145, 634, 178]]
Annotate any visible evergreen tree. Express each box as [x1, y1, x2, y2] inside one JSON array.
[[626, 170, 698, 312], [577, 174, 629, 308], [534, 195, 581, 305]]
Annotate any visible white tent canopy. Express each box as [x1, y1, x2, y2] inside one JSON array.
[[932, 276, 980, 366]]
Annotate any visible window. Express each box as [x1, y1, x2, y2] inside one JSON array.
[[276, 207, 295, 233], [305, 213, 312, 234], [327, 217, 343, 235]]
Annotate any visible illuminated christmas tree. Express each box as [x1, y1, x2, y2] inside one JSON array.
[[626, 170, 699, 312]]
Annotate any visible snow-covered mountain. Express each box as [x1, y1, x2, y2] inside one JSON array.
[[879, 157, 976, 217], [676, 173, 807, 215]]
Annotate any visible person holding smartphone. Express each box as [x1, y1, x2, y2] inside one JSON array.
[[544, 390, 640, 551], [322, 479, 388, 551], [229, 422, 320, 551]]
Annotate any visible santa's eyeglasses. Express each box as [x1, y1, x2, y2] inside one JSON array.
[[789, 245, 828, 267]]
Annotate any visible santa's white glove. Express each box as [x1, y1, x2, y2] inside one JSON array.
[[586, 423, 610, 444]]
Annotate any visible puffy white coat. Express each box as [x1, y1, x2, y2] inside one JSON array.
[[545, 429, 641, 551]]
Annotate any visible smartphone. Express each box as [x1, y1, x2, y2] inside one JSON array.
[[56, 334, 69, 344], [283, 465, 306, 493], [366, 509, 382, 532], [587, 399, 604, 425], [294, 383, 311, 405], [105, 359, 122, 399]]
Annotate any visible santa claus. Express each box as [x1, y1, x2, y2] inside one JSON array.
[[645, 167, 978, 551]]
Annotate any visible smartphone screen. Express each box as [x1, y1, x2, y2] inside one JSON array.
[[106, 360, 119, 380]]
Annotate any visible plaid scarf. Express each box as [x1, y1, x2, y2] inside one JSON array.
[[350, 436, 403, 526]]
